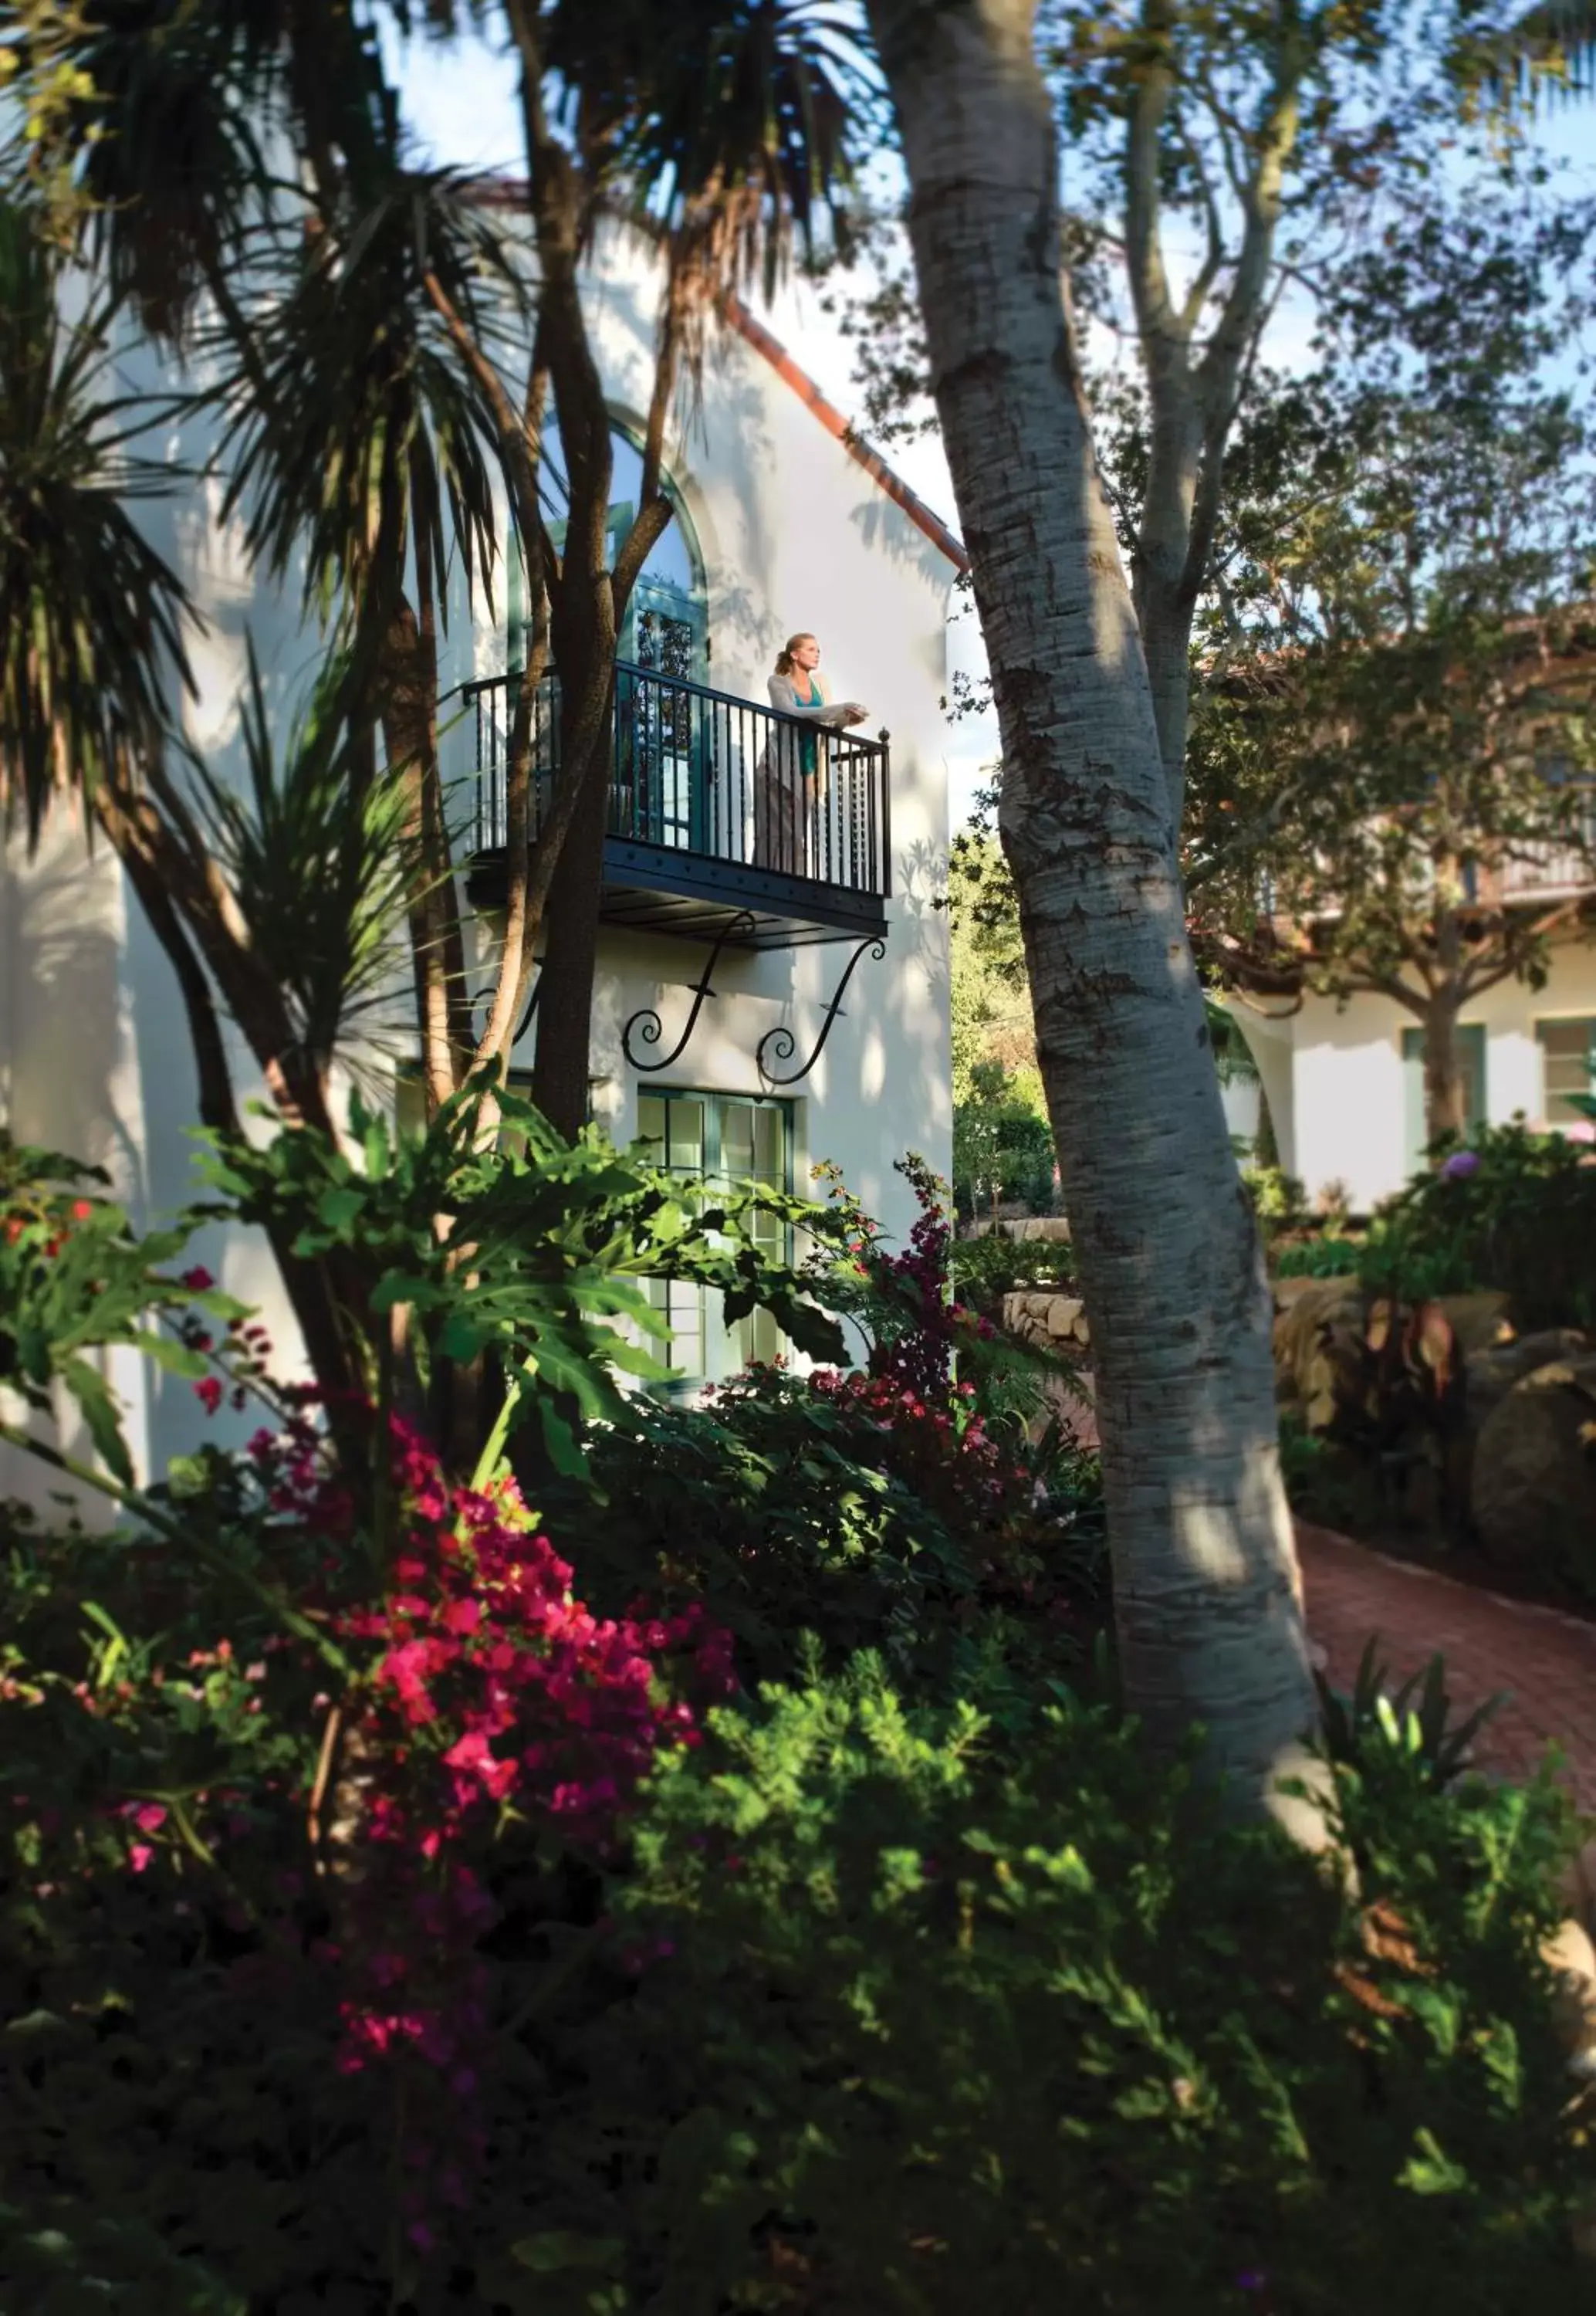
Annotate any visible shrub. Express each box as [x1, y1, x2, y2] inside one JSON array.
[[953, 1095, 1057, 1220], [1243, 1162, 1308, 1232], [1274, 1235, 1368, 1281], [544, 1359, 1109, 1700], [950, 1225, 1077, 1314], [572, 1660, 1593, 2314], [0, 1418, 734, 2311], [1361, 1121, 1596, 1329]]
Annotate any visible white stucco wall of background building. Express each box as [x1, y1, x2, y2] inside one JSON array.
[[1, 226, 955, 1497], [1229, 933, 1596, 1214]]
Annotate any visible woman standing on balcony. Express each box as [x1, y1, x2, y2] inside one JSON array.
[[755, 632, 868, 875]]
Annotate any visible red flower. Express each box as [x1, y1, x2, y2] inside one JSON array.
[[194, 1377, 224, 1416], [181, 1265, 215, 1292]]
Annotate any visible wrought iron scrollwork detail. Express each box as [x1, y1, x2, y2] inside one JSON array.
[[622, 910, 757, 1073], [512, 971, 543, 1049], [756, 935, 888, 1088]]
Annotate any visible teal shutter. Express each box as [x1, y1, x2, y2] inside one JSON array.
[[1402, 1023, 1486, 1175]]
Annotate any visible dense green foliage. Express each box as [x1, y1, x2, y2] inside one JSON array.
[[949, 1226, 1077, 1315], [1357, 1122, 1596, 1329], [4, 1126, 1594, 2311]]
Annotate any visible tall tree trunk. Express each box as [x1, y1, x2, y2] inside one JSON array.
[[867, 0, 1317, 1818]]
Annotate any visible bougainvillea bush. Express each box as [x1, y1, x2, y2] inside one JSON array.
[[0, 1403, 739, 2310], [546, 1356, 1108, 1712]]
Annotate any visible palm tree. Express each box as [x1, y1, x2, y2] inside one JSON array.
[[10, 1, 859, 1139]]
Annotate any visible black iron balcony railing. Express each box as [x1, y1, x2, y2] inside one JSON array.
[[462, 659, 891, 945]]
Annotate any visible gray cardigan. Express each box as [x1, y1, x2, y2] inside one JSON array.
[[767, 671, 859, 729]]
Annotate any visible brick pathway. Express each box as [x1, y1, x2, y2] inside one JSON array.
[[1297, 1521, 1596, 1813]]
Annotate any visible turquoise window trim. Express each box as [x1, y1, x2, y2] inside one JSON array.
[[635, 1086, 797, 1389], [1535, 1016, 1596, 1124]]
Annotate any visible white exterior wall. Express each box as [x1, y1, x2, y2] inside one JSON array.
[[1237, 934, 1596, 1214], [1, 229, 954, 1492]]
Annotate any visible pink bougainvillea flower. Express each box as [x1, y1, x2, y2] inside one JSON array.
[[181, 1265, 216, 1291]]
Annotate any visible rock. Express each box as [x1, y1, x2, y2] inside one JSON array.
[[1434, 1291, 1514, 1359], [1466, 1329, 1593, 1434], [1273, 1282, 1364, 1426], [1469, 1354, 1596, 1576], [1274, 1272, 1360, 1314], [1543, 1915, 1596, 2083], [1044, 1294, 1087, 1344], [999, 1291, 1047, 1346], [972, 1216, 1071, 1244]]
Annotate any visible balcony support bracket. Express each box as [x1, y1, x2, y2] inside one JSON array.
[[623, 910, 757, 1074], [756, 935, 888, 1089]]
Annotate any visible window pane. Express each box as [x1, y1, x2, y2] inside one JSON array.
[[1540, 1019, 1596, 1126], [637, 1094, 666, 1163], [753, 1103, 784, 1185], [668, 1098, 704, 1173], [720, 1101, 755, 1182], [637, 1091, 792, 1383]]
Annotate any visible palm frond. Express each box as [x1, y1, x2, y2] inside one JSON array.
[[184, 644, 428, 1081], [0, 198, 193, 848], [4, 0, 411, 344], [546, 0, 864, 302], [211, 168, 512, 640]]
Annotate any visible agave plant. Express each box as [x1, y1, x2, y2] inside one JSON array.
[[1316, 1638, 1504, 1791]]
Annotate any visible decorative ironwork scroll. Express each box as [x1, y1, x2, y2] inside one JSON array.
[[512, 971, 543, 1049], [622, 910, 757, 1073], [756, 935, 888, 1088]]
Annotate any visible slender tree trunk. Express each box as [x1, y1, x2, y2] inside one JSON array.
[[1421, 987, 1466, 1153], [1136, 563, 1198, 818], [529, 678, 615, 1137], [867, 0, 1317, 1817]]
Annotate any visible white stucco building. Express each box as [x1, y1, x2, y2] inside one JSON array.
[[1, 225, 962, 1490], [1229, 916, 1596, 1215]]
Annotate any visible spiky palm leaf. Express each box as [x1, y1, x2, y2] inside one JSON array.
[[4, 0, 410, 343], [0, 198, 193, 848], [212, 168, 512, 641], [184, 646, 426, 1082], [543, 0, 862, 298]]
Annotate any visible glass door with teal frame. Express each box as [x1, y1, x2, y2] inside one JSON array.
[[621, 574, 709, 854]]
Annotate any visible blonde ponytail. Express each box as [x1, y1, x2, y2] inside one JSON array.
[[773, 631, 815, 678]]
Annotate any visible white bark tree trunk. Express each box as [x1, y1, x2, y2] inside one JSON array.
[[867, 0, 1318, 1817]]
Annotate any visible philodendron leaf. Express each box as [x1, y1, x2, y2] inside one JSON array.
[[510, 2232, 625, 2274]]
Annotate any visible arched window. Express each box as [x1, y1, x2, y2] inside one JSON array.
[[508, 419, 708, 686]]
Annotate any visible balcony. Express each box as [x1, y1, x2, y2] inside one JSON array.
[[462, 661, 891, 950]]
